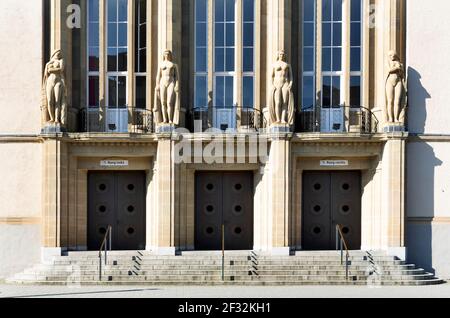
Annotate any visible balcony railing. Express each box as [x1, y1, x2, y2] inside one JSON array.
[[79, 107, 154, 134], [187, 107, 267, 132], [296, 106, 379, 134]]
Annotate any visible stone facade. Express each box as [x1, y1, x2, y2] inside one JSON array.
[[0, 0, 448, 280]]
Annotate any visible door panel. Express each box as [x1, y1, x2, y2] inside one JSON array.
[[88, 171, 146, 251], [302, 171, 361, 250], [195, 172, 254, 250]]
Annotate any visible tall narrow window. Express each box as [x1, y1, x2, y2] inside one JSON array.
[[350, 0, 362, 107], [302, 0, 315, 110], [322, 0, 342, 108], [88, 0, 100, 108], [195, 0, 208, 109], [242, 0, 255, 108], [135, 0, 147, 109]]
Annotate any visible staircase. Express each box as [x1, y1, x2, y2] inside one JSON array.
[[7, 250, 444, 286]]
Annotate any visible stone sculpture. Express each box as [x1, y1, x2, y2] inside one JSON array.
[[385, 50, 407, 124], [154, 49, 180, 126], [269, 50, 295, 126], [41, 49, 67, 128]]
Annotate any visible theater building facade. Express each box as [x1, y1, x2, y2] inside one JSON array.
[[1, 0, 449, 279]]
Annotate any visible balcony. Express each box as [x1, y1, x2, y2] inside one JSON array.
[[187, 107, 267, 132], [296, 106, 379, 134], [79, 107, 154, 134]]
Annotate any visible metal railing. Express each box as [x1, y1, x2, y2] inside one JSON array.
[[335, 224, 350, 281], [296, 106, 379, 133], [222, 224, 225, 282], [187, 107, 267, 132], [98, 225, 112, 281], [79, 107, 154, 134]]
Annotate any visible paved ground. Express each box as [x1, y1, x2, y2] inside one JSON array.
[[0, 283, 449, 298]]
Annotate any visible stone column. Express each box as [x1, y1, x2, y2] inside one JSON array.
[[150, 136, 176, 255], [41, 136, 69, 262], [267, 133, 292, 255], [381, 133, 407, 259]]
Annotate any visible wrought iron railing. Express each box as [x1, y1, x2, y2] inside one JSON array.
[[187, 107, 267, 132], [296, 106, 379, 133], [79, 107, 154, 134]]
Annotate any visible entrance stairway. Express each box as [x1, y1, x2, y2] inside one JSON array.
[[7, 251, 444, 286]]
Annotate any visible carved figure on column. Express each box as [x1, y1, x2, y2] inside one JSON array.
[[385, 50, 407, 124], [269, 50, 295, 126], [41, 49, 67, 128], [154, 50, 180, 126]]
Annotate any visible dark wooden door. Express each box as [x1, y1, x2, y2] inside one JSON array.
[[88, 171, 146, 251], [195, 172, 254, 250], [302, 171, 361, 250]]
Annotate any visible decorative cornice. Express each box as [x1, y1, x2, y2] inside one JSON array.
[[408, 134, 450, 142], [0, 217, 41, 225], [0, 135, 42, 143], [408, 217, 450, 224]]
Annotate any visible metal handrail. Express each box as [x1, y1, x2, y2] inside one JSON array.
[[335, 224, 350, 280], [98, 225, 112, 281], [221, 224, 225, 282]]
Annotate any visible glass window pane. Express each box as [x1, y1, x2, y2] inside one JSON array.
[[138, 49, 146, 72], [108, 23, 117, 47], [89, 22, 99, 46], [226, 0, 235, 22], [333, 23, 342, 46], [89, 47, 100, 72], [332, 48, 341, 71], [118, 48, 127, 71], [350, 48, 361, 71], [215, 48, 224, 72], [351, 0, 362, 22], [303, 48, 314, 72], [322, 23, 331, 46], [118, 0, 128, 22], [198, 23, 208, 47], [118, 23, 127, 46], [243, 23, 253, 47], [195, 76, 208, 108], [332, 76, 341, 106], [351, 23, 361, 46], [225, 48, 234, 71], [196, 0, 207, 22], [108, 76, 117, 108], [322, 76, 331, 107], [243, 48, 253, 72], [135, 76, 146, 108], [88, 76, 99, 108], [215, 0, 225, 22], [108, 48, 117, 71], [302, 76, 314, 110], [196, 48, 207, 72], [226, 23, 235, 46], [225, 76, 234, 107], [243, 0, 254, 22], [322, 48, 331, 71], [350, 76, 361, 107], [215, 76, 225, 107], [89, 0, 99, 22], [138, 0, 146, 23], [215, 23, 224, 46], [333, 0, 342, 21], [108, 0, 117, 22], [243, 77, 254, 108], [304, 0, 315, 22], [139, 24, 146, 48], [322, 0, 332, 22], [303, 22, 314, 47], [118, 76, 127, 107]]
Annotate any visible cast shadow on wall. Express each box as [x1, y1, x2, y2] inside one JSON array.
[[407, 67, 431, 134]]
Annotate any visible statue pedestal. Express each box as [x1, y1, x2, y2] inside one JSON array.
[[383, 123, 406, 133], [156, 123, 177, 134], [268, 123, 291, 134], [41, 123, 67, 134]]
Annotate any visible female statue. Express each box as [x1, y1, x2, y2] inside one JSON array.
[[269, 50, 295, 126], [42, 49, 67, 126], [154, 50, 180, 125], [385, 50, 407, 124]]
